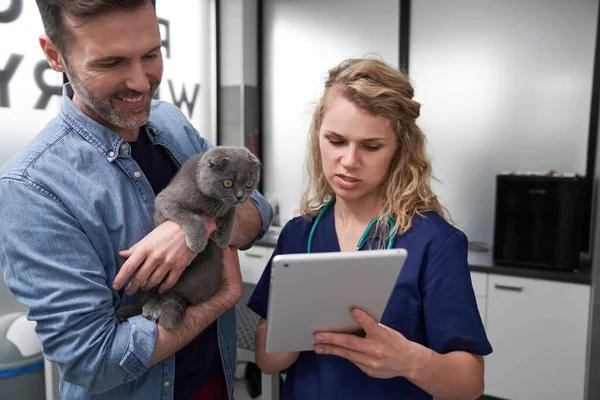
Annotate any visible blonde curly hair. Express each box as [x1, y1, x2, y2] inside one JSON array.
[[300, 58, 450, 237]]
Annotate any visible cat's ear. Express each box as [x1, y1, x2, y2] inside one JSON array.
[[248, 153, 262, 168], [208, 156, 230, 168]]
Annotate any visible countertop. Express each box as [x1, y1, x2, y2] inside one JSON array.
[[467, 250, 591, 285], [255, 228, 592, 285]]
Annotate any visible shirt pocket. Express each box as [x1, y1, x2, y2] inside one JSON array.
[[380, 302, 422, 341]]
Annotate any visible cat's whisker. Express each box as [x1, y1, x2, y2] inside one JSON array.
[[213, 201, 225, 217], [211, 200, 228, 219], [212, 202, 222, 217]]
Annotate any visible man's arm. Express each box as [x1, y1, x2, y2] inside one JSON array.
[[231, 190, 274, 250], [0, 179, 245, 393], [0, 179, 158, 393], [230, 199, 261, 249], [149, 247, 242, 367]]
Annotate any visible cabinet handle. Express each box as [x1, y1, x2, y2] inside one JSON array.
[[245, 253, 264, 259], [494, 284, 523, 292]]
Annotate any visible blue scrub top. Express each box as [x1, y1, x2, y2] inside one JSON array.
[[247, 205, 493, 400]]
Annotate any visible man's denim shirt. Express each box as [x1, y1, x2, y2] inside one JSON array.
[[0, 84, 273, 399]]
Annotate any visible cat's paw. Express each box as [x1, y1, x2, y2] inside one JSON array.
[[141, 298, 185, 329], [153, 213, 167, 227], [142, 299, 163, 323], [212, 229, 233, 248], [185, 232, 208, 253], [115, 305, 140, 323], [115, 307, 130, 323], [158, 308, 185, 329], [148, 298, 186, 329]]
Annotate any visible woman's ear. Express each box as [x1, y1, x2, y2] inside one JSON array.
[[39, 35, 66, 73]]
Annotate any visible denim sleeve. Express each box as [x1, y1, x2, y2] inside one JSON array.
[[187, 125, 213, 153], [0, 178, 157, 393]]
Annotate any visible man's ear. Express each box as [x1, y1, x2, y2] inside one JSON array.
[[39, 35, 66, 73]]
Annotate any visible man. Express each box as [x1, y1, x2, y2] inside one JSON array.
[[0, 1, 272, 399]]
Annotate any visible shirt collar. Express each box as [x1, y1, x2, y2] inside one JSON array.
[[59, 83, 160, 163]]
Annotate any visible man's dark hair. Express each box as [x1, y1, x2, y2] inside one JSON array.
[[35, 0, 157, 53]]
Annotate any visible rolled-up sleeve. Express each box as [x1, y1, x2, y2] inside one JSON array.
[[0, 178, 157, 393]]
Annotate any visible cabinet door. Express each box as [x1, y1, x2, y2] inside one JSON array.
[[484, 275, 590, 400], [239, 246, 272, 284]]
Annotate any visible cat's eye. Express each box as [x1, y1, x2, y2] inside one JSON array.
[[245, 181, 254, 188], [223, 180, 233, 188]]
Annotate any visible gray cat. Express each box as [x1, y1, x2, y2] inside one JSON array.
[[115, 146, 261, 329]]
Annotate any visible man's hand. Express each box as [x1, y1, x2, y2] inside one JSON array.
[[113, 218, 216, 295]]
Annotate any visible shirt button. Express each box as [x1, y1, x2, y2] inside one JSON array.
[[120, 143, 127, 152], [134, 171, 142, 178], [108, 151, 115, 157], [163, 379, 171, 387]]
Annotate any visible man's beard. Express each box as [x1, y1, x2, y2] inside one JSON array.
[[68, 72, 158, 130]]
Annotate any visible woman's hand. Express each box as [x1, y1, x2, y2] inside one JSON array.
[[313, 308, 427, 379], [255, 318, 300, 374], [113, 218, 217, 295]]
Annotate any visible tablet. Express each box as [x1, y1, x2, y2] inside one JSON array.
[[264, 249, 407, 353]]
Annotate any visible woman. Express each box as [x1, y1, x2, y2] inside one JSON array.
[[247, 58, 492, 399]]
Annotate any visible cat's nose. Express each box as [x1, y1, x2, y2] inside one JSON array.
[[236, 195, 243, 201]]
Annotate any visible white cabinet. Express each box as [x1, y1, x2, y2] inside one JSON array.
[[239, 246, 273, 284], [483, 275, 590, 400], [470, 271, 488, 326]]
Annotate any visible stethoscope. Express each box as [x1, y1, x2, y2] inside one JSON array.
[[307, 198, 396, 253]]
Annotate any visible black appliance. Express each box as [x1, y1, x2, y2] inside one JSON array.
[[493, 173, 587, 270]]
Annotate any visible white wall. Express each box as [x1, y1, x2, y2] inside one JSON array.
[[264, 0, 598, 243], [220, 0, 244, 87], [243, 0, 258, 88], [220, 0, 258, 87], [410, 0, 598, 245], [262, 0, 399, 221], [0, 0, 63, 168], [157, 0, 216, 144]]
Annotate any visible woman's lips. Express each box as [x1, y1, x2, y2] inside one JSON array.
[[335, 174, 361, 190]]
